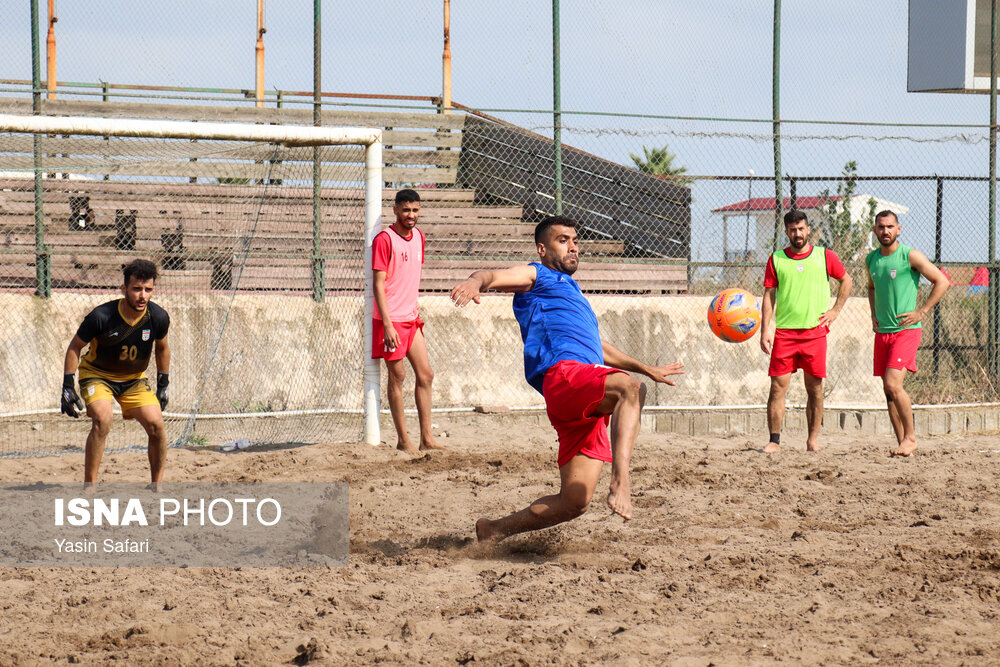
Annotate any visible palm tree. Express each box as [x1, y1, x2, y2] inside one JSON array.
[[629, 144, 689, 183]]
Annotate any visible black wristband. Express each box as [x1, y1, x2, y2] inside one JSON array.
[[157, 372, 169, 388], [63, 373, 75, 389]]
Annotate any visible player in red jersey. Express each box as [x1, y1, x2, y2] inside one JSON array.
[[372, 189, 444, 453]]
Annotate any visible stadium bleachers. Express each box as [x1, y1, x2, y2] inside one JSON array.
[[1, 180, 686, 294]]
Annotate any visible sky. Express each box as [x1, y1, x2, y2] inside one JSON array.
[[1, 1, 997, 261]]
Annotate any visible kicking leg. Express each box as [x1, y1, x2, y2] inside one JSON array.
[[765, 374, 791, 452], [476, 454, 603, 542], [598, 373, 645, 520], [803, 372, 824, 452], [406, 328, 444, 450]]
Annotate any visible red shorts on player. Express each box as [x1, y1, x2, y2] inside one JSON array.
[[542, 360, 627, 468], [768, 329, 827, 378], [372, 317, 423, 361], [874, 328, 921, 376]]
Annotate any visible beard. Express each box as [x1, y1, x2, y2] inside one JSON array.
[[124, 293, 147, 310], [878, 233, 898, 247], [789, 237, 808, 250], [553, 257, 579, 275]]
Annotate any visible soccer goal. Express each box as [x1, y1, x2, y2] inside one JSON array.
[[0, 113, 384, 455]]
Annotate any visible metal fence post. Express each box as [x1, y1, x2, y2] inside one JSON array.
[[31, 0, 50, 298], [311, 0, 325, 302], [934, 176, 943, 376], [552, 0, 563, 215], [771, 0, 782, 252], [990, 0, 999, 377]]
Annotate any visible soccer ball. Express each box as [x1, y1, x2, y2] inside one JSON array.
[[708, 288, 761, 343]]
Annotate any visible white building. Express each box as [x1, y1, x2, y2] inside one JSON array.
[[712, 194, 909, 261]]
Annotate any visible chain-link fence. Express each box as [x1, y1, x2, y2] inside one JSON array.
[[1, 2, 999, 456], [0, 119, 383, 455]]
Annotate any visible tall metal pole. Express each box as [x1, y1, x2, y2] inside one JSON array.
[[31, 0, 50, 297], [442, 0, 452, 114], [311, 0, 324, 302], [990, 0, 999, 378], [46, 0, 56, 100], [934, 177, 943, 376], [255, 0, 266, 108], [771, 0, 783, 251], [745, 170, 754, 257], [552, 0, 563, 215]]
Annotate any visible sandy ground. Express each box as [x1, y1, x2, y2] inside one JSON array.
[[1, 413, 999, 666]]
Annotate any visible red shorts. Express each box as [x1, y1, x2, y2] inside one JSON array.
[[542, 360, 627, 468], [874, 328, 921, 376], [768, 329, 828, 378], [372, 317, 423, 361]]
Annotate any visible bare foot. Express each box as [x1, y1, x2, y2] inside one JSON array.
[[396, 440, 420, 454], [606, 482, 632, 520], [806, 442, 821, 452], [763, 442, 780, 453], [890, 438, 918, 457], [419, 438, 448, 451], [475, 518, 498, 542]]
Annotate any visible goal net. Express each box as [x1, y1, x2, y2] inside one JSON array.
[[0, 113, 383, 456]]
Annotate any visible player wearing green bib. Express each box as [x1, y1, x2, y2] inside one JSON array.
[[761, 210, 853, 452], [866, 210, 949, 457]]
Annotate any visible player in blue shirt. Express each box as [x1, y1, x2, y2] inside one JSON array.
[[450, 216, 683, 542]]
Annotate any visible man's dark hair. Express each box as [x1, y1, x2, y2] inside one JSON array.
[[874, 209, 898, 224], [783, 209, 808, 226], [534, 216, 578, 244], [395, 188, 421, 205], [123, 258, 158, 285]]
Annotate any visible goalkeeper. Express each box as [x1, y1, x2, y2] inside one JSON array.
[[61, 259, 171, 487]]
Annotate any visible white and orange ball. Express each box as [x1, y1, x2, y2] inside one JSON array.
[[708, 288, 761, 343]]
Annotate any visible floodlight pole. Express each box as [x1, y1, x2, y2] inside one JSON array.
[[771, 0, 783, 252], [442, 0, 452, 114], [46, 0, 56, 100], [552, 0, 563, 215], [255, 0, 266, 108], [990, 0, 999, 377], [31, 0, 50, 298]]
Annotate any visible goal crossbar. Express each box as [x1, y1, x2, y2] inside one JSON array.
[[0, 113, 381, 147]]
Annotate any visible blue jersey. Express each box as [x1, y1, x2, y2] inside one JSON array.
[[513, 262, 604, 394]]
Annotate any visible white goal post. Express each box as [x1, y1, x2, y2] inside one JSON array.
[[0, 113, 385, 447]]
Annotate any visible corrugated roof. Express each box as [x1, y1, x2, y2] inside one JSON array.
[[712, 196, 842, 213]]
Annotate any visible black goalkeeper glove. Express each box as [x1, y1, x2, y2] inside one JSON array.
[[156, 372, 169, 410], [60, 373, 85, 418]]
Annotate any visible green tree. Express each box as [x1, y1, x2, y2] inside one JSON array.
[[629, 144, 690, 183], [814, 161, 877, 283]]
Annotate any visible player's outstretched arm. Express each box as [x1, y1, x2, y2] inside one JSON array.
[[897, 249, 950, 328], [450, 265, 537, 306], [601, 341, 684, 386]]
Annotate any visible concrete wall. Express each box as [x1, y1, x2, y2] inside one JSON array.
[[2, 292, 890, 415], [422, 293, 885, 408]]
